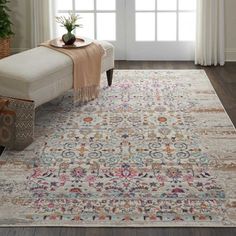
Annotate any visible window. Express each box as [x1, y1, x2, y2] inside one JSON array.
[[55, 0, 116, 41], [53, 0, 196, 60], [135, 0, 196, 41]]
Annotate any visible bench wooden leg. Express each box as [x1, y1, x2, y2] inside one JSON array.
[[106, 69, 114, 87], [0, 146, 5, 156]]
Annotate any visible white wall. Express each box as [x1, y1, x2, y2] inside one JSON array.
[[9, 0, 236, 61], [9, 0, 31, 53]]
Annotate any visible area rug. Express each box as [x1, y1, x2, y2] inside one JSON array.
[[0, 70, 236, 227]]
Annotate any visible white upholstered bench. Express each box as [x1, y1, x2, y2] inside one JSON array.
[[0, 40, 114, 107]]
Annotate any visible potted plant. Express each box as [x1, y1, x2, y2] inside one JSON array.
[[0, 0, 14, 59], [56, 13, 82, 46]]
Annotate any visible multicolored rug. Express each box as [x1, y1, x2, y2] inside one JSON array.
[[1, 70, 236, 227]]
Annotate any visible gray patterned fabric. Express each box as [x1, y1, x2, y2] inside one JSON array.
[[0, 98, 16, 148], [0, 97, 35, 150]]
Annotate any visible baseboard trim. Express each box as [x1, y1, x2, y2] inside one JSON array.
[[11, 47, 236, 62], [225, 48, 236, 62], [11, 48, 30, 54]]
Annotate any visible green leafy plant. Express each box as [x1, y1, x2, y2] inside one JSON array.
[[56, 13, 82, 33], [0, 0, 14, 39]]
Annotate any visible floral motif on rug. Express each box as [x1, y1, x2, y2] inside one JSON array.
[[1, 70, 236, 227]]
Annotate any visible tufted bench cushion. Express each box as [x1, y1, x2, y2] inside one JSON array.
[[0, 41, 114, 107]]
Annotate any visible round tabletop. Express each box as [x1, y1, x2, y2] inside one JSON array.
[[50, 37, 93, 49]]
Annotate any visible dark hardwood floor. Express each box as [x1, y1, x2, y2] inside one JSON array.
[[0, 61, 236, 236]]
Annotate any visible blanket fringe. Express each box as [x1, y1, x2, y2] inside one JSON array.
[[73, 85, 100, 104]]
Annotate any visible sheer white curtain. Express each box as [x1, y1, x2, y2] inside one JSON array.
[[195, 0, 225, 66], [30, 0, 54, 48]]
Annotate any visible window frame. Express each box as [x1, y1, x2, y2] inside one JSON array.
[[55, 0, 117, 40], [135, 0, 196, 42]]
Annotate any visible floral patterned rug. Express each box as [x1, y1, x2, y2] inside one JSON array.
[[1, 70, 236, 227]]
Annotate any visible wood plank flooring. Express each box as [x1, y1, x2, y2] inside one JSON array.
[[1, 227, 236, 236], [0, 61, 236, 236]]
